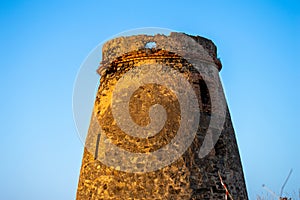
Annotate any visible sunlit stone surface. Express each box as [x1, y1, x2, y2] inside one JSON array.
[[76, 33, 248, 200]]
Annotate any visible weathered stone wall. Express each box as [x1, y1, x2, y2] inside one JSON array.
[[76, 33, 248, 199]]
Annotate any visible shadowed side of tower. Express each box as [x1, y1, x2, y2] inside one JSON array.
[[76, 33, 248, 199]]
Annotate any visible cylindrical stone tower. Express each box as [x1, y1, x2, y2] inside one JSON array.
[[76, 32, 248, 199]]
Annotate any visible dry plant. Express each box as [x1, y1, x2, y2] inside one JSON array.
[[218, 171, 234, 200]]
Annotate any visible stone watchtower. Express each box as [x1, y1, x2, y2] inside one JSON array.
[[76, 33, 248, 199]]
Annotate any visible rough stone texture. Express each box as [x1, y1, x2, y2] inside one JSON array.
[[76, 33, 248, 199]]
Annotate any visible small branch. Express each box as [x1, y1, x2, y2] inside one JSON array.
[[280, 169, 293, 197], [218, 171, 234, 200]]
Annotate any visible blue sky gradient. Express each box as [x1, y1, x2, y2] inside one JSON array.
[[0, 1, 299, 199]]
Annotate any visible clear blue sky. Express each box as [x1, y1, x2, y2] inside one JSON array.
[[0, 0, 299, 199]]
